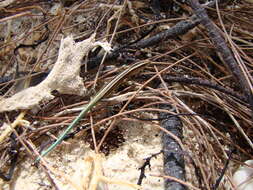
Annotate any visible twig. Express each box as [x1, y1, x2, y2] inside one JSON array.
[[212, 148, 235, 190], [137, 151, 162, 185], [0, 111, 28, 144], [152, 174, 201, 190], [163, 75, 248, 104], [130, 113, 204, 121]]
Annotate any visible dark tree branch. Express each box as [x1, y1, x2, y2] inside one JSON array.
[[85, 0, 225, 70], [159, 105, 186, 190], [163, 75, 248, 104], [130, 16, 200, 49], [85, 15, 201, 70], [189, 0, 253, 111]]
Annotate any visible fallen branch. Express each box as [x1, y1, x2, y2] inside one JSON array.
[[159, 105, 186, 190], [85, 15, 201, 70], [189, 0, 253, 111], [85, 0, 225, 70], [163, 75, 248, 104]]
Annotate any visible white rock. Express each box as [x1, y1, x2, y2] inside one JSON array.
[[233, 160, 253, 190]]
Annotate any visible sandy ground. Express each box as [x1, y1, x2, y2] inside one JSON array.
[[0, 121, 164, 190]]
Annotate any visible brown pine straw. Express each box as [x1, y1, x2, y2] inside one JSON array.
[[1, 1, 253, 189], [150, 173, 201, 190]]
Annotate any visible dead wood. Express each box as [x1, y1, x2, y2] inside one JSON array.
[[189, 0, 253, 112]]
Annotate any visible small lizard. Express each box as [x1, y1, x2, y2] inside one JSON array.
[[36, 60, 149, 162]]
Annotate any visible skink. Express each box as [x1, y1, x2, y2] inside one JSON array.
[[36, 61, 149, 162]]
